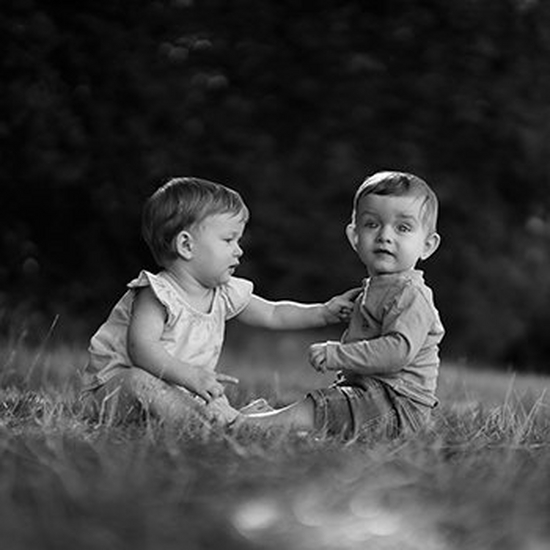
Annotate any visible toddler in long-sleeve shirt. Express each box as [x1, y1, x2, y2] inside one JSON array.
[[243, 171, 444, 438], [324, 269, 443, 409]]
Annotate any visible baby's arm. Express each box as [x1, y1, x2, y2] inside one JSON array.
[[127, 288, 237, 403], [309, 287, 434, 374], [236, 288, 361, 329], [309, 333, 411, 374]]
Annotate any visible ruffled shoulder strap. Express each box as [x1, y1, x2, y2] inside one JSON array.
[[218, 276, 254, 320], [127, 270, 183, 324]]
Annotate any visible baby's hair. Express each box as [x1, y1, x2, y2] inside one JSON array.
[[143, 177, 249, 266], [352, 171, 439, 233]]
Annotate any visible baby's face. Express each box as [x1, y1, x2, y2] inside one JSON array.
[[347, 194, 439, 276], [188, 213, 246, 287]]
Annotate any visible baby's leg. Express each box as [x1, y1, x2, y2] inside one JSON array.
[[238, 398, 274, 414], [83, 368, 241, 428], [85, 367, 209, 424], [127, 367, 208, 425], [81, 369, 144, 425], [241, 397, 316, 431], [129, 368, 242, 427], [241, 386, 356, 437]]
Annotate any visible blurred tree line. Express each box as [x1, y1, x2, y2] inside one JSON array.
[[2, 0, 550, 370]]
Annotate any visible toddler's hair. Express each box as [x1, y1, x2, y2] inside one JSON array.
[[143, 177, 249, 266], [352, 171, 439, 232]]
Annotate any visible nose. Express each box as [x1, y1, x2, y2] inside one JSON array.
[[376, 225, 393, 242], [235, 242, 244, 257]]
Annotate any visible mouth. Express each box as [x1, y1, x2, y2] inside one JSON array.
[[373, 249, 394, 258]]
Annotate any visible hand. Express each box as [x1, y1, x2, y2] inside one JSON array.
[[324, 287, 362, 323], [185, 368, 239, 403], [309, 342, 328, 373]]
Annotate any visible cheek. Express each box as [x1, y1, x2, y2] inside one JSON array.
[[358, 234, 375, 248], [412, 240, 428, 257]]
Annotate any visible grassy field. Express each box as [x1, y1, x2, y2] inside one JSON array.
[[0, 329, 549, 550]]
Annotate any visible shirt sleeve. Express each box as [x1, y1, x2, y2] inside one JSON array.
[[219, 276, 254, 319], [326, 283, 435, 373], [127, 271, 181, 326]]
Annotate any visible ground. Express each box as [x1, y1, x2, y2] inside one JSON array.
[[0, 332, 549, 550]]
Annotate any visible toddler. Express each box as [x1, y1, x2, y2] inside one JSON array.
[[243, 171, 445, 438], [82, 177, 359, 427]]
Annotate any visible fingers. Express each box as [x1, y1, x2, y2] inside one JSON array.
[[342, 287, 363, 311], [195, 388, 214, 403], [340, 287, 363, 303], [209, 381, 225, 399], [202, 373, 239, 402], [197, 380, 224, 403], [216, 373, 240, 385], [335, 303, 354, 322], [309, 344, 327, 373], [338, 305, 353, 318], [343, 287, 362, 300], [193, 371, 239, 403]]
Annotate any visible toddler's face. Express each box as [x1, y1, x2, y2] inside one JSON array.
[[188, 212, 245, 287], [347, 194, 439, 276]]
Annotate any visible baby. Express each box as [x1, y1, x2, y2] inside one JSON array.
[[81, 177, 358, 427], [242, 171, 445, 438]]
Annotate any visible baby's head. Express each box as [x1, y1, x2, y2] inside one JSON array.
[[143, 177, 249, 267], [347, 171, 441, 275], [351, 171, 439, 234]]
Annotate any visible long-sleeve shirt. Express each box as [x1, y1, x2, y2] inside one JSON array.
[[325, 270, 444, 407]]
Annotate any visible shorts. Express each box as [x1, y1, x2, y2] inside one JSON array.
[[307, 378, 432, 439]]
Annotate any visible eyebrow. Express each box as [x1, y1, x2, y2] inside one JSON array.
[[395, 214, 419, 222], [357, 210, 419, 221], [357, 209, 379, 218]]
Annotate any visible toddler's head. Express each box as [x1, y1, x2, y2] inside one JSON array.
[[143, 177, 249, 267], [351, 171, 439, 234]]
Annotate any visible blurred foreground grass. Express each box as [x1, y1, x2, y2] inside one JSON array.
[[0, 328, 549, 550]]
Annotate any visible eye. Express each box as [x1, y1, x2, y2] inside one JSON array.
[[224, 235, 242, 245], [363, 220, 379, 229], [397, 223, 412, 233]]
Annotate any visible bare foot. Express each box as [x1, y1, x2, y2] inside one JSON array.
[[239, 398, 274, 414]]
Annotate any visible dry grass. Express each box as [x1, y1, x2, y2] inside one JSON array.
[[0, 329, 549, 550]]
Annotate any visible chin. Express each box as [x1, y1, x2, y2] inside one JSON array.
[[217, 274, 232, 285], [371, 263, 395, 275]]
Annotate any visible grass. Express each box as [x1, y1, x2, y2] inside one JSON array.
[[1, 328, 550, 550]]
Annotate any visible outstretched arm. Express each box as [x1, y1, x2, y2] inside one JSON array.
[[127, 288, 237, 403], [236, 288, 361, 329]]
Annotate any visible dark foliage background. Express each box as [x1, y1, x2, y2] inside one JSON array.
[[2, 0, 550, 370]]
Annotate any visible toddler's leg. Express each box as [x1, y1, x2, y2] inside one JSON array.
[[128, 367, 211, 425], [84, 367, 210, 425], [81, 370, 143, 425], [238, 398, 274, 414], [129, 368, 242, 427], [240, 397, 316, 431]]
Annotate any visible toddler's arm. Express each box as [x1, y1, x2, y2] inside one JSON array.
[[127, 288, 237, 403], [309, 334, 410, 374], [309, 285, 438, 374], [236, 287, 361, 329]]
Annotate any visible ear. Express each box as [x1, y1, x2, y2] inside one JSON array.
[[420, 232, 441, 261], [345, 223, 358, 251], [174, 230, 194, 260]]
